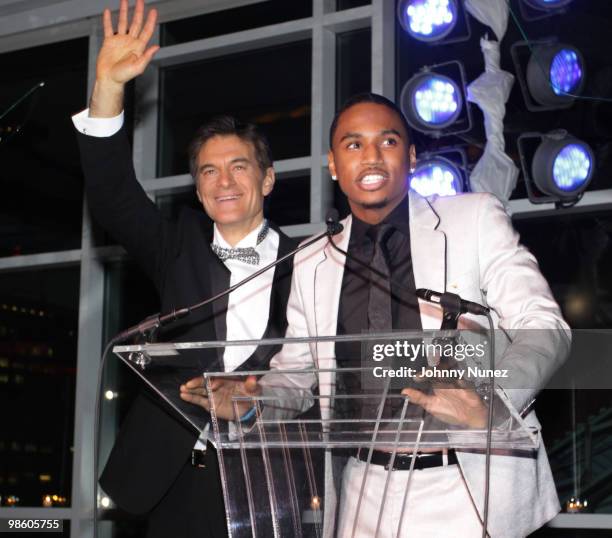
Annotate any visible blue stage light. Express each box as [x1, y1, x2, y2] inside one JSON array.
[[400, 62, 470, 136], [412, 75, 461, 126], [550, 49, 583, 96], [525, 43, 585, 108], [552, 144, 592, 192], [410, 158, 463, 197], [530, 135, 594, 201], [398, 0, 458, 42]]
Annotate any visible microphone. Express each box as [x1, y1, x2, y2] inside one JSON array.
[[416, 288, 489, 316], [325, 208, 344, 235], [113, 217, 344, 343]]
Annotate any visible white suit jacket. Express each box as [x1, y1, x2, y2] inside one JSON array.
[[263, 190, 571, 537]]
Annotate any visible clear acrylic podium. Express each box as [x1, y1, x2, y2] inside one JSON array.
[[113, 330, 540, 538]]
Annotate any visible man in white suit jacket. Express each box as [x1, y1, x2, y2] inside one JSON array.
[[213, 93, 571, 537]]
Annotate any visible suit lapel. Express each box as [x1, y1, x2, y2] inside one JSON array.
[[409, 190, 447, 330], [313, 216, 352, 351], [312, 216, 352, 422], [208, 250, 231, 363]]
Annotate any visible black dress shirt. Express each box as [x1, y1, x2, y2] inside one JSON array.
[[337, 196, 422, 354], [335, 197, 423, 420]]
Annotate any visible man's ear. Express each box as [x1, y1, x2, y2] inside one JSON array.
[[328, 149, 337, 180], [195, 184, 202, 203], [262, 167, 275, 196]]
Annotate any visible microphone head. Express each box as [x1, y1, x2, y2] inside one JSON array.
[[325, 208, 339, 224], [325, 208, 344, 235]]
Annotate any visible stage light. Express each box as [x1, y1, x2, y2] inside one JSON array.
[[518, 131, 595, 206], [400, 62, 471, 137], [526, 44, 584, 107], [537, 141, 593, 193], [398, 0, 458, 42], [512, 40, 585, 111], [414, 76, 460, 125], [550, 49, 583, 95], [410, 156, 464, 197]]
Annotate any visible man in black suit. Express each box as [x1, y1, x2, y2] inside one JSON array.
[[72, 1, 297, 536]]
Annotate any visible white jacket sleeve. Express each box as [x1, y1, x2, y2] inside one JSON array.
[[258, 253, 317, 420], [477, 193, 571, 415]]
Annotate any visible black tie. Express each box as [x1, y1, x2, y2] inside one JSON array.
[[359, 223, 395, 424], [367, 223, 394, 332]]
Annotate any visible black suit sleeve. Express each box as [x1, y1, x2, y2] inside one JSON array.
[[76, 125, 174, 290]]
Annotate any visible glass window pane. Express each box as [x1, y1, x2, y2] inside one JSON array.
[[102, 258, 160, 430], [0, 38, 88, 256], [161, 0, 312, 46], [266, 175, 310, 226], [0, 267, 80, 507], [337, 0, 371, 10], [535, 388, 612, 517], [514, 213, 612, 328], [158, 40, 312, 177], [336, 28, 371, 110], [101, 259, 159, 431], [516, 212, 612, 517], [98, 260, 157, 530]]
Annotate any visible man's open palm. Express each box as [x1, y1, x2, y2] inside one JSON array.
[[97, 0, 159, 86]]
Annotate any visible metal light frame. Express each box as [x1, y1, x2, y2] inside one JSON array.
[[517, 130, 595, 207]]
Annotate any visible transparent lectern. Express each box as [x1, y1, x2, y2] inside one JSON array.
[[113, 330, 539, 538]]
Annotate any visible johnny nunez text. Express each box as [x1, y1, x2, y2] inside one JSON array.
[[372, 366, 509, 379]]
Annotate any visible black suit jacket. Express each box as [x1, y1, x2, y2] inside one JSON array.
[[76, 126, 297, 515]]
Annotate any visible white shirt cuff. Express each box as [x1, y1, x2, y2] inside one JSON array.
[[71, 108, 124, 137]]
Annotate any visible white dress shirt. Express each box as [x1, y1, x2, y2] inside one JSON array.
[[213, 222, 278, 371], [72, 108, 279, 447]]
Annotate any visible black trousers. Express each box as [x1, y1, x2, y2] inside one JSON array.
[[146, 445, 228, 538]]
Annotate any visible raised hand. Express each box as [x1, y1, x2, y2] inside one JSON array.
[[90, 0, 159, 117]]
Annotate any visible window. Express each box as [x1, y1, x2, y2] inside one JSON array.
[[158, 39, 312, 177], [266, 175, 311, 226], [161, 0, 312, 46], [516, 212, 612, 516], [337, 0, 371, 11], [0, 267, 79, 507], [336, 28, 372, 110], [0, 38, 87, 256]]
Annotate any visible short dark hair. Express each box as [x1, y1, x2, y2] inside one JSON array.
[[329, 92, 412, 148], [188, 115, 273, 179]]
